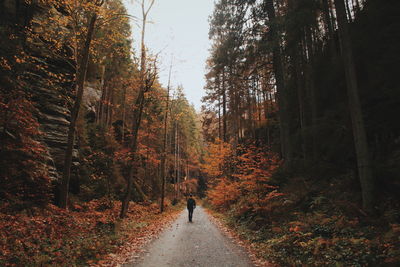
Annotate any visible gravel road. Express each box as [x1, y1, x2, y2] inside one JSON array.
[[125, 206, 254, 267]]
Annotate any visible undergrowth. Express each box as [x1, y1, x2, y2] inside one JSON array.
[[205, 175, 400, 266], [0, 199, 181, 266]]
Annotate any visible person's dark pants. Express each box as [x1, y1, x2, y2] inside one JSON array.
[[188, 208, 194, 222]]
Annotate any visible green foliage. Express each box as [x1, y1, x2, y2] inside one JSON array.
[[170, 87, 202, 160]]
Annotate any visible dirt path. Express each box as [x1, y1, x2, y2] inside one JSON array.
[[124, 206, 254, 267]]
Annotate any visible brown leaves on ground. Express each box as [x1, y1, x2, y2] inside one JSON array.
[[206, 206, 400, 266], [0, 200, 181, 267], [92, 203, 182, 267]]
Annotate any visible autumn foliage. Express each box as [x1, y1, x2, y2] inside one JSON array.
[[0, 95, 52, 206], [204, 141, 283, 216], [0, 0, 202, 265], [201, 139, 232, 180], [204, 141, 400, 265], [203, 137, 400, 265], [0, 199, 181, 266]]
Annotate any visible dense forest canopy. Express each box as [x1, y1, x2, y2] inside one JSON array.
[[0, 0, 202, 209], [200, 0, 400, 265], [202, 0, 400, 212], [0, 0, 399, 266]]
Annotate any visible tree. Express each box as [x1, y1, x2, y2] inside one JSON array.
[[263, 0, 293, 169], [120, 0, 157, 218], [160, 64, 172, 213], [60, 0, 105, 209], [333, 0, 374, 212]]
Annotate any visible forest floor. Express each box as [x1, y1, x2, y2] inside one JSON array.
[[204, 175, 400, 266], [125, 206, 255, 267], [0, 199, 182, 267]]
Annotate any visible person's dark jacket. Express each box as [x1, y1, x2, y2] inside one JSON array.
[[187, 197, 196, 210]]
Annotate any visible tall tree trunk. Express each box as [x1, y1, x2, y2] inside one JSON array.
[[96, 64, 106, 124], [293, 43, 307, 162], [120, 0, 155, 218], [334, 0, 375, 213], [218, 96, 222, 140], [120, 88, 146, 218], [222, 69, 227, 142], [177, 131, 180, 200], [264, 0, 293, 169], [256, 80, 262, 135], [107, 85, 114, 128], [262, 90, 271, 147], [231, 75, 240, 145], [173, 123, 178, 200], [160, 65, 171, 213], [322, 0, 337, 55], [247, 85, 253, 138], [59, 14, 97, 209], [304, 27, 318, 162], [322, 0, 335, 41], [121, 86, 126, 143], [345, 0, 352, 22], [99, 84, 108, 126]]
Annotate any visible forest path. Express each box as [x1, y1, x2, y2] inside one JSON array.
[[124, 206, 254, 267]]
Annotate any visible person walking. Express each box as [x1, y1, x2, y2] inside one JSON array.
[[187, 194, 196, 222]]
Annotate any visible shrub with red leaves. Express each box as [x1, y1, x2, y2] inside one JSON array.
[[0, 94, 52, 207]]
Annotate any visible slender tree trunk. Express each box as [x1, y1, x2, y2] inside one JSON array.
[[304, 27, 318, 162], [218, 96, 222, 140], [322, 0, 337, 55], [120, 88, 146, 218], [99, 84, 108, 126], [334, 0, 375, 213], [95, 64, 106, 124], [160, 65, 171, 213], [322, 0, 334, 40], [262, 90, 270, 147], [345, 0, 352, 22], [256, 81, 262, 134], [246, 85, 252, 138], [121, 86, 126, 143], [106, 85, 114, 128], [293, 43, 307, 162], [232, 77, 240, 145], [264, 0, 293, 168], [59, 14, 97, 209], [120, 0, 155, 218], [177, 132, 180, 200], [222, 69, 227, 142], [174, 123, 178, 200]]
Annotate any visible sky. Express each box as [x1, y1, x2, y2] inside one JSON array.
[[124, 0, 215, 111]]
